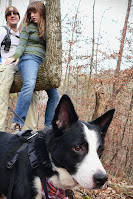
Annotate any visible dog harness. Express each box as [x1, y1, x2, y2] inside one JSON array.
[[6, 130, 49, 199]]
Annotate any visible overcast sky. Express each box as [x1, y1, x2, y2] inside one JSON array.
[[60, 0, 133, 71]]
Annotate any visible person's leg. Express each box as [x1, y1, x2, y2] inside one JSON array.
[[45, 89, 60, 127], [22, 91, 38, 131], [12, 55, 42, 127], [0, 65, 15, 131]]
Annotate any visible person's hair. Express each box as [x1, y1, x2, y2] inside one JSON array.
[[19, 1, 46, 39]]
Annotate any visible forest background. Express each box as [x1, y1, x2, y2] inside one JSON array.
[[0, 0, 133, 198]]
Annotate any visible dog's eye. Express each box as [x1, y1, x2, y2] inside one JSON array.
[[72, 145, 87, 155], [73, 146, 81, 152]]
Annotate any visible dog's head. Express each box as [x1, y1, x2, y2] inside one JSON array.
[[49, 95, 115, 190]]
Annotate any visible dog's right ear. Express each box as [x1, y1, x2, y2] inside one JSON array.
[[52, 94, 78, 130], [90, 109, 115, 139]]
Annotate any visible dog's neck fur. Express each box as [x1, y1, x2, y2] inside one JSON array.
[[49, 167, 78, 190]]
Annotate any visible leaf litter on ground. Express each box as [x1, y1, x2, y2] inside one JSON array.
[[74, 174, 133, 199]]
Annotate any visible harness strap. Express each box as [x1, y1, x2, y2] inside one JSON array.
[[28, 133, 40, 168], [28, 134, 49, 199], [7, 167, 16, 199], [7, 142, 28, 169], [6, 142, 28, 199]]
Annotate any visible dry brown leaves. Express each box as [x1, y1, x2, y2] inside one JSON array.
[[74, 175, 133, 199]]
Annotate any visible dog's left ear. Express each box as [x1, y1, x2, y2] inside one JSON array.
[[90, 109, 115, 138], [52, 94, 78, 130]]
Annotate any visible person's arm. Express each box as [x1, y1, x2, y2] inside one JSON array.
[[12, 25, 29, 60], [5, 25, 29, 65]]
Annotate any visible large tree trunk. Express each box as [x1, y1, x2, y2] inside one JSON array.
[[10, 0, 62, 93]]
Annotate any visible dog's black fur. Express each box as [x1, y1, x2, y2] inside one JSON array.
[[0, 94, 115, 199]]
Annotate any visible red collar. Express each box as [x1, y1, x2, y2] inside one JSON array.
[[42, 179, 68, 199]]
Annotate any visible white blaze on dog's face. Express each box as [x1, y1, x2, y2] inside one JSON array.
[[72, 123, 107, 189]]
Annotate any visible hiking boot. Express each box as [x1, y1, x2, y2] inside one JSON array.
[[11, 123, 22, 133]]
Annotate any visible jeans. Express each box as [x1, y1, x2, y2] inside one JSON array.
[[45, 89, 60, 127], [13, 54, 43, 126]]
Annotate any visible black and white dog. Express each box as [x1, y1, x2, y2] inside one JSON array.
[[0, 94, 115, 199]]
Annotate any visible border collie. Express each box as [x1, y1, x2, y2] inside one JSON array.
[[0, 94, 115, 199]]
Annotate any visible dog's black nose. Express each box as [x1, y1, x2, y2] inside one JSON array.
[[93, 173, 108, 188]]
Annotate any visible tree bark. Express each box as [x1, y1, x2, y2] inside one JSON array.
[[113, 0, 131, 93], [10, 0, 62, 93], [115, 0, 131, 74], [85, 0, 96, 120], [92, 87, 105, 120]]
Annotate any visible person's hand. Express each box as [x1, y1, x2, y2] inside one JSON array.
[[14, 58, 19, 67], [5, 57, 15, 65]]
